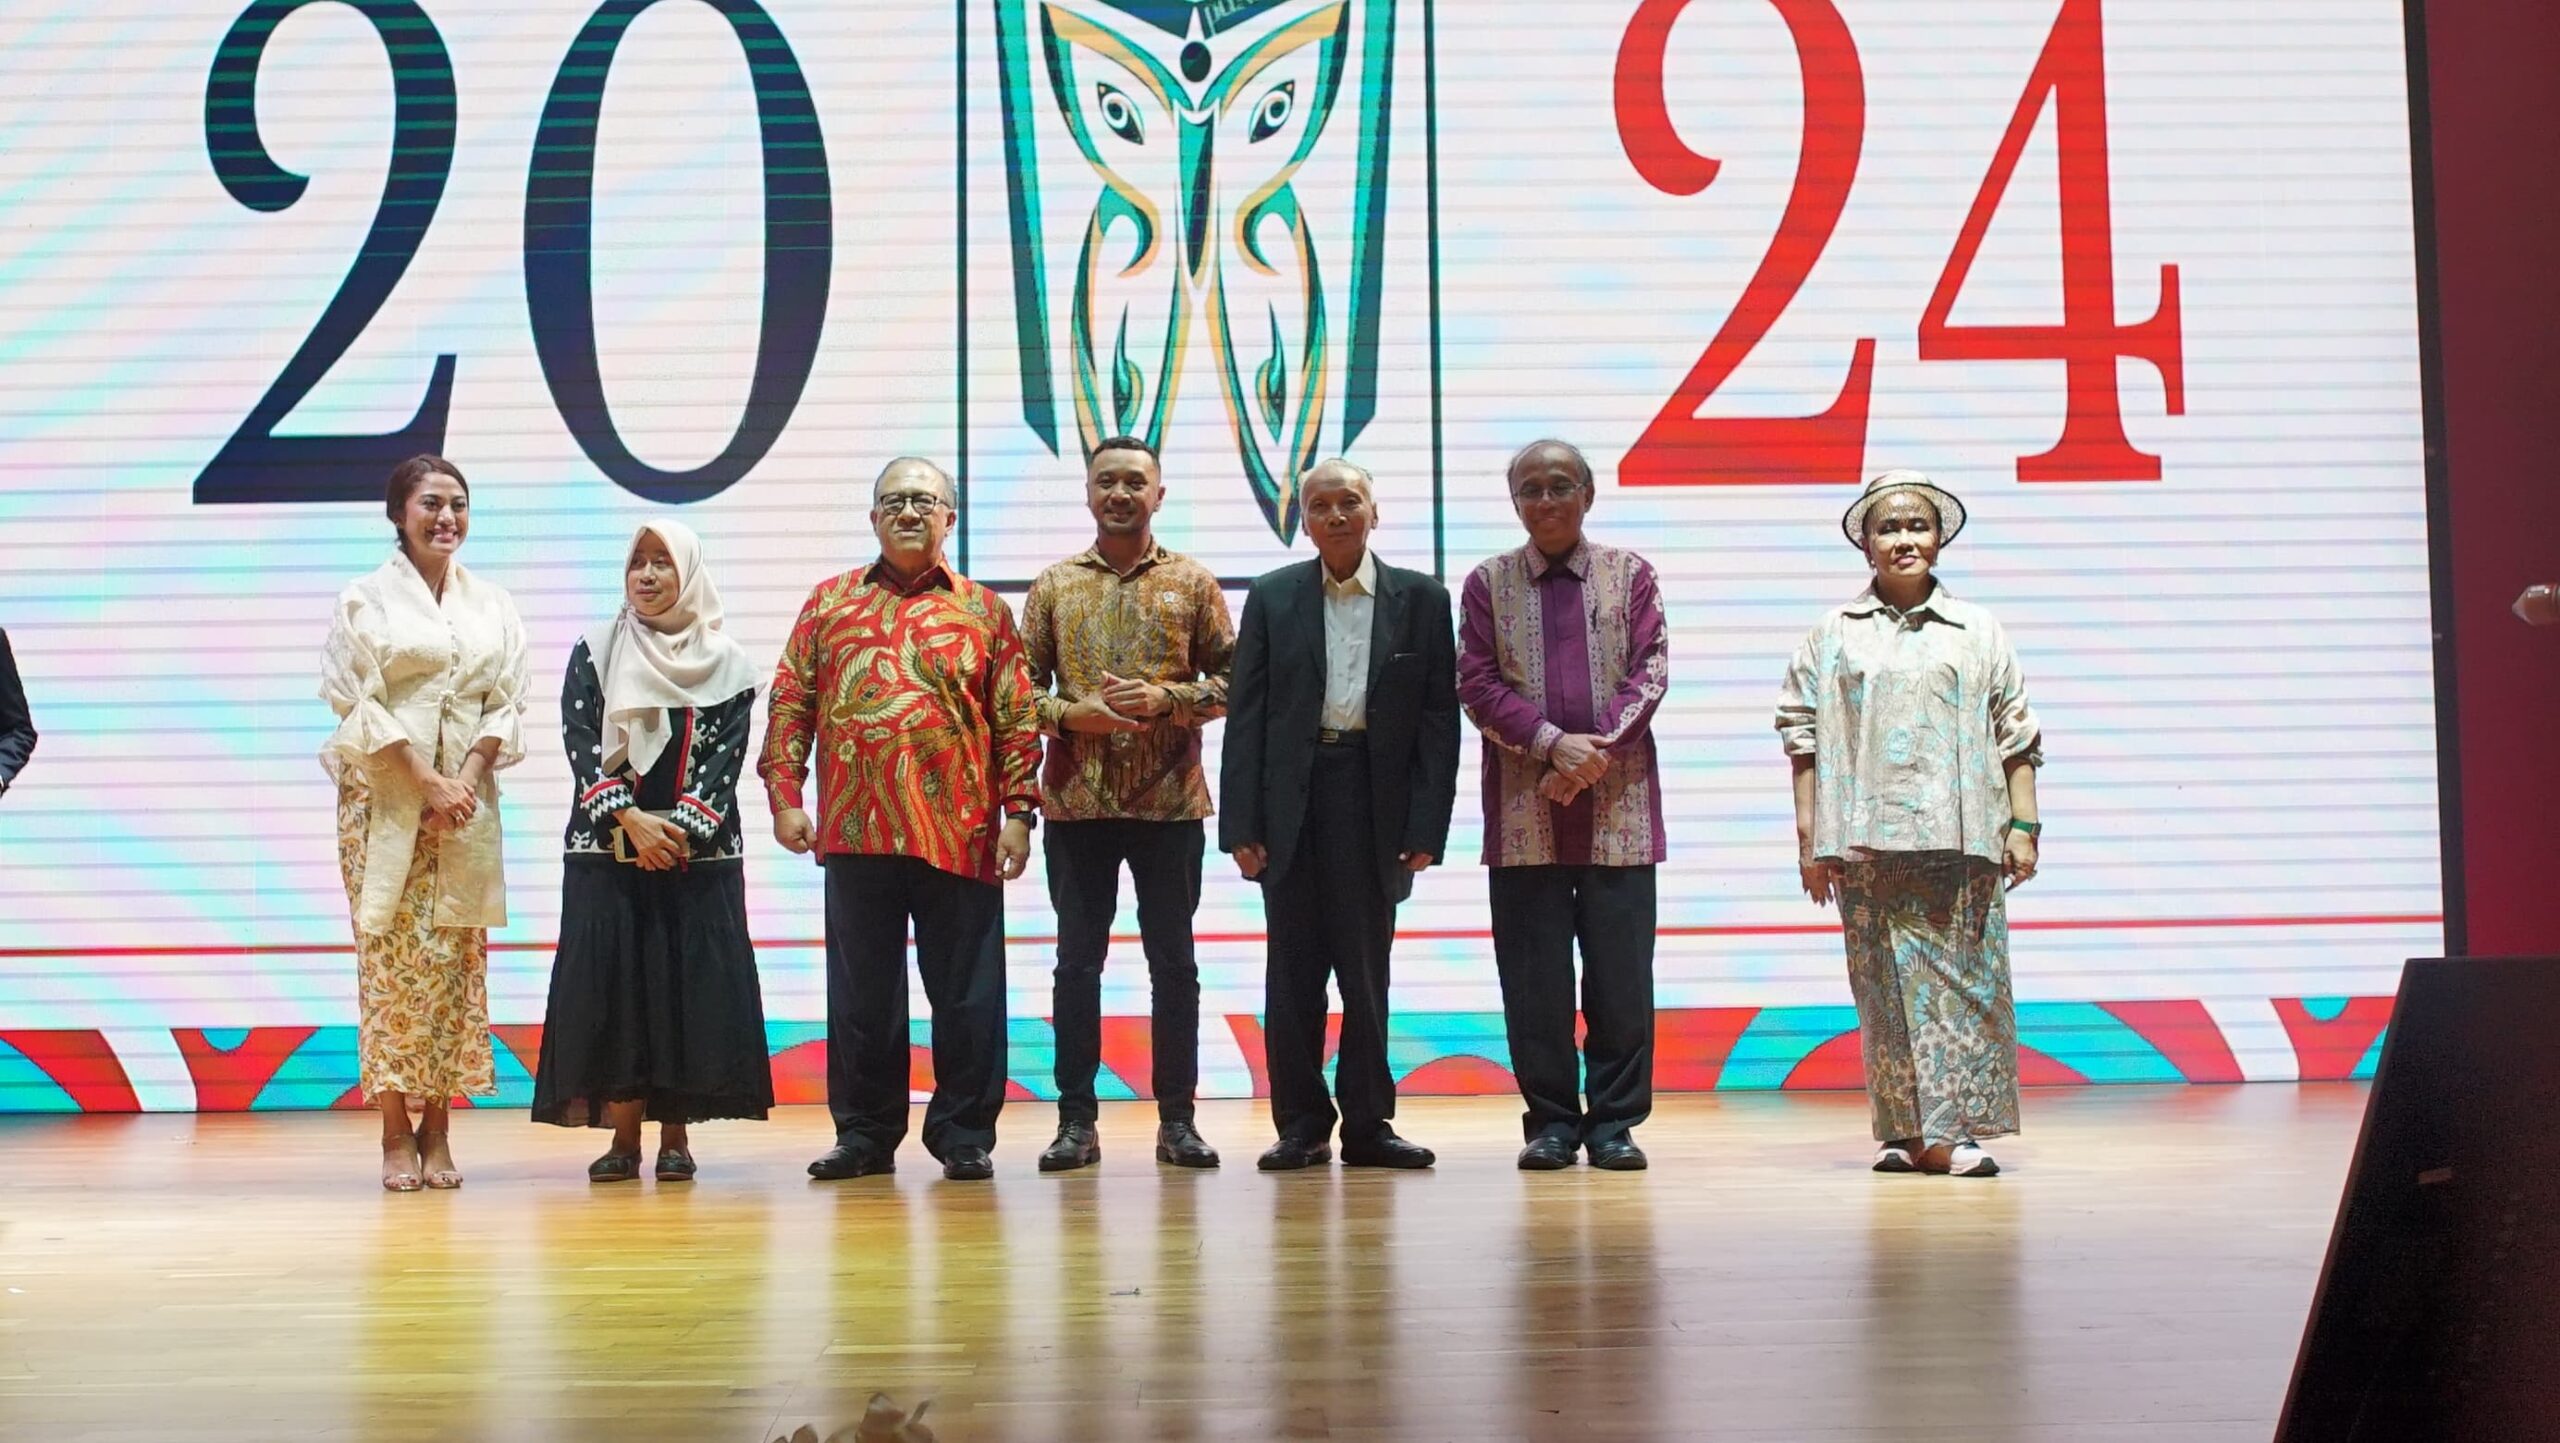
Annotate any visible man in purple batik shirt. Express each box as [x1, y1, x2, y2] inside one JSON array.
[[1457, 440, 1669, 1172]]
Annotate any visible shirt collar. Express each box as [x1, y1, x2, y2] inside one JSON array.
[[867, 557, 955, 596], [1321, 549, 1378, 599], [1842, 581, 1964, 626], [1072, 539, 1171, 578], [388, 548, 460, 602], [1524, 539, 1591, 580]]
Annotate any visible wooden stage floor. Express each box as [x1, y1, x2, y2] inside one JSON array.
[[0, 1086, 2364, 1443]]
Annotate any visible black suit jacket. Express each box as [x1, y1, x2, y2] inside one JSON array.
[[0, 629, 32, 794], [1218, 556, 1460, 900]]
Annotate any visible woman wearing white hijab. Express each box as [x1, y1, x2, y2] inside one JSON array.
[[532, 520, 772, 1181]]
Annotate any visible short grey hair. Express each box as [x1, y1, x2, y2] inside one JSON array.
[[1300, 457, 1374, 504], [1507, 439, 1593, 490], [874, 456, 956, 506]]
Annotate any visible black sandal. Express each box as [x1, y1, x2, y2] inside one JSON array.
[[655, 1147, 697, 1182], [588, 1151, 642, 1183]]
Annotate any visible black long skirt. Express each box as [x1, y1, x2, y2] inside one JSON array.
[[531, 857, 774, 1126]]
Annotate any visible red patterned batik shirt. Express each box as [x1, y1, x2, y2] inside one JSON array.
[[758, 560, 1041, 883]]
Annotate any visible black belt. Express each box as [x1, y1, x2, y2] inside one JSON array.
[[1317, 727, 1368, 746]]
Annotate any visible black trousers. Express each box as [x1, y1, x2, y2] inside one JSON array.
[[822, 853, 1007, 1159], [1488, 864, 1657, 1146], [1262, 741, 1399, 1144], [1045, 818, 1204, 1123]]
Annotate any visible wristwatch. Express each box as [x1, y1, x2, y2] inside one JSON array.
[[2007, 818, 2042, 836], [1006, 808, 1038, 832]]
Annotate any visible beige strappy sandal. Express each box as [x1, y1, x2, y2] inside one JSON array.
[[381, 1138, 424, 1192]]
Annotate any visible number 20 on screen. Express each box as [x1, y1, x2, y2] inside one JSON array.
[[194, 0, 2183, 508], [197, 0, 826, 507]]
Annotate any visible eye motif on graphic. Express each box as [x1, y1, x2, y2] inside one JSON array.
[[1096, 83, 1147, 143], [1017, 1, 1371, 543]]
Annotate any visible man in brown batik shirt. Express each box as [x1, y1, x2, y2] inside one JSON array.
[[1019, 435, 1235, 1171]]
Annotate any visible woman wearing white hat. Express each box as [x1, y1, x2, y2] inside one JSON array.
[[1776, 471, 2044, 1178], [532, 519, 773, 1182]]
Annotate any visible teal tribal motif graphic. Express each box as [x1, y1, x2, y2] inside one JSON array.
[[995, 0, 1397, 542]]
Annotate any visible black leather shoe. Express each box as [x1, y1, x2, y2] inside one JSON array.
[[1341, 1131, 1436, 1169], [1038, 1121, 1100, 1172], [807, 1141, 894, 1180], [941, 1145, 995, 1181], [1516, 1136, 1576, 1171], [1155, 1121, 1220, 1168], [1588, 1137, 1649, 1171], [1256, 1136, 1333, 1171], [588, 1150, 641, 1183]]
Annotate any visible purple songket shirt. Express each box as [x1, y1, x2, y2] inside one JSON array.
[[1457, 539, 1670, 868]]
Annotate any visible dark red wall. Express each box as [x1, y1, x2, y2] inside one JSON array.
[[2422, 1, 2560, 953]]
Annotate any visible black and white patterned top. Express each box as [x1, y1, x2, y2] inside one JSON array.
[[559, 638, 754, 862]]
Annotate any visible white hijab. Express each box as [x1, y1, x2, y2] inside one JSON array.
[[586, 519, 761, 777]]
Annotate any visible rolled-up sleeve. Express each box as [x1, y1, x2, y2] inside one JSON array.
[[473, 596, 531, 770], [320, 592, 407, 777], [1988, 623, 2043, 766], [1776, 629, 1822, 758]]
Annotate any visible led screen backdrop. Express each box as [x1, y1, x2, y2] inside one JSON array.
[[0, 0, 2435, 1110]]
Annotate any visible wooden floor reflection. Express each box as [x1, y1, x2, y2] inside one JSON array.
[[0, 1086, 2363, 1442]]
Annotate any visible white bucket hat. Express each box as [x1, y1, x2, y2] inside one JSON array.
[[1842, 469, 1968, 550]]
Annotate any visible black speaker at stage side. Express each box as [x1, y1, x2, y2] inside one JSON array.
[[2276, 956, 2560, 1443]]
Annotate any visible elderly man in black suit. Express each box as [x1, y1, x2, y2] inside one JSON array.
[[1221, 458, 1460, 1170]]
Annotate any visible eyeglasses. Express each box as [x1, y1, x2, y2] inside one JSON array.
[[1512, 484, 1587, 505], [877, 492, 950, 516]]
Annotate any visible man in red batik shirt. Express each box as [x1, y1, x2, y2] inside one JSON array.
[[761, 457, 1040, 1182]]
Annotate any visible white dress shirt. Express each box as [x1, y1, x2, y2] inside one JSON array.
[[1319, 550, 1377, 731]]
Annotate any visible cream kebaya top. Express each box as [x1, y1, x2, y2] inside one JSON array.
[[321, 551, 530, 933]]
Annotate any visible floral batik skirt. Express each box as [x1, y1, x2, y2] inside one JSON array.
[[336, 781, 496, 1104], [1836, 852, 2019, 1145]]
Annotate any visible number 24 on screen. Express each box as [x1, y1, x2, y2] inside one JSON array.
[[1615, 0, 2186, 488]]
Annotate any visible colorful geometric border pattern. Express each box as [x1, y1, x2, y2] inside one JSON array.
[[0, 999, 2396, 1112]]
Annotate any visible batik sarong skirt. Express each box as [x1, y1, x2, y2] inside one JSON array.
[[336, 780, 496, 1104], [1836, 852, 2018, 1144]]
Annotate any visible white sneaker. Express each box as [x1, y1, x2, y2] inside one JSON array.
[[1871, 1145, 1918, 1173], [1945, 1143, 2000, 1177]]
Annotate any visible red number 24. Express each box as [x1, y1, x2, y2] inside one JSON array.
[[1614, 0, 2185, 487]]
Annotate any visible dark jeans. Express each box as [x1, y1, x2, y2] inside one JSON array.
[[1488, 864, 1657, 1146], [1263, 740, 1399, 1144], [1044, 818, 1205, 1124], [822, 853, 1007, 1159]]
